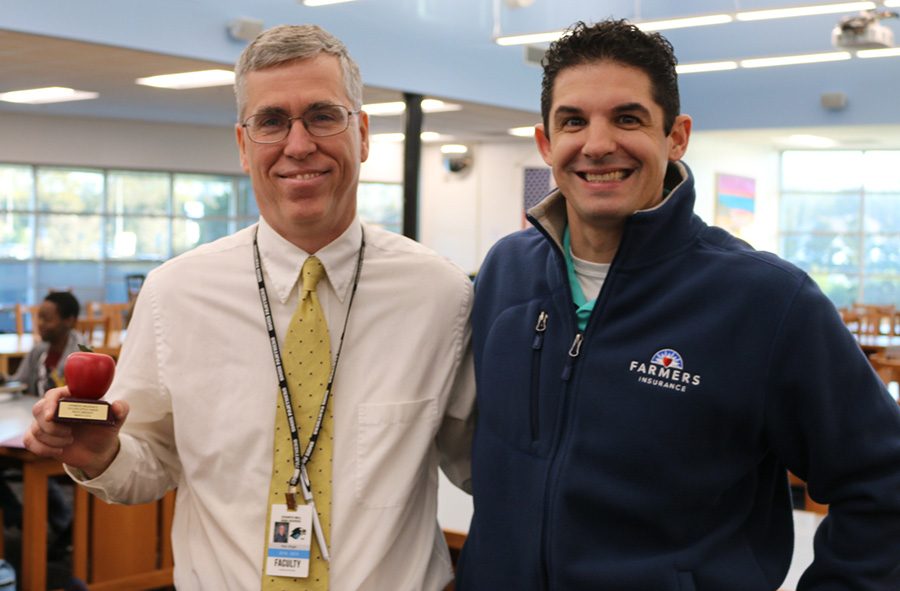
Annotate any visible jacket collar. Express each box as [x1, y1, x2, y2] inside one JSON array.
[[527, 161, 704, 270]]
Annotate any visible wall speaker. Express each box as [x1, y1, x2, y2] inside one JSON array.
[[820, 92, 848, 111], [229, 17, 264, 42]]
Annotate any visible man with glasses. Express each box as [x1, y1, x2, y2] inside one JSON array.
[[25, 25, 474, 590]]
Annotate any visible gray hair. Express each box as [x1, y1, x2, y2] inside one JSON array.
[[234, 24, 363, 118]]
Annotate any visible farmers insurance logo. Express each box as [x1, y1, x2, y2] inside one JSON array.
[[628, 348, 702, 393]]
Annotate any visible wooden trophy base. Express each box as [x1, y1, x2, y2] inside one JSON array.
[[55, 397, 116, 426]]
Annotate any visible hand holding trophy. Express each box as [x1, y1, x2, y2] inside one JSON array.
[[54, 345, 116, 426]]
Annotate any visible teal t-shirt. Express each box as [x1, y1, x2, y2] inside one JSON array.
[[563, 226, 595, 331]]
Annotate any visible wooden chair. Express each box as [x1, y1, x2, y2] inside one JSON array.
[[85, 301, 130, 332], [71, 488, 175, 589], [788, 472, 827, 514], [869, 352, 900, 402], [14, 303, 41, 338], [443, 529, 466, 591], [76, 315, 111, 348], [102, 302, 131, 332], [838, 307, 861, 334], [849, 303, 896, 337]]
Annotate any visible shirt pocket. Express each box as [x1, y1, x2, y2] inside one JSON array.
[[355, 398, 438, 509]]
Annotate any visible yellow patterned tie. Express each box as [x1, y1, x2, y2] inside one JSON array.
[[262, 256, 333, 590]]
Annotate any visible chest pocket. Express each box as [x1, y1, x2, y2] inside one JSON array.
[[478, 300, 564, 456], [354, 398, 438, 508]]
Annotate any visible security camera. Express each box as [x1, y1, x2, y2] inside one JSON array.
[[440, 144, 473, 174], [444, 156, 472, 173]]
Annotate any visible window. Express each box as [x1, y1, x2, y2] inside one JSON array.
[[0, 163, 402, 331], [357, 182, 403, 234], [779, 151, 900, 308], [0, 164, 253, 331]]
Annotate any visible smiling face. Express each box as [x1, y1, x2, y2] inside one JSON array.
[[535, 60, 691, 256], [236, 54, 369, 253]]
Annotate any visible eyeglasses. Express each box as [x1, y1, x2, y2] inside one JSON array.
[[241, 104, 360, 144]]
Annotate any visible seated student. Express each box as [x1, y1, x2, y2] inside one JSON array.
[[1, 291, 81, 549], [5, 291, 83, 397]]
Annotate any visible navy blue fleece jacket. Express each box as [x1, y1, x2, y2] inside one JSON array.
[[458, 162, 900, 591]]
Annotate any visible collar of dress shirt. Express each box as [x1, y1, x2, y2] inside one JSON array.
[[255, 216, 363, 305]]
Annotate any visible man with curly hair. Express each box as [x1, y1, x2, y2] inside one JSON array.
[[458, 19, 900, 591]]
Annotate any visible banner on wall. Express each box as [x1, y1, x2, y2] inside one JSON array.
[[714, 173, 756, 240]]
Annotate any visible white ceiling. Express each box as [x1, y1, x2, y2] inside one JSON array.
[[3, 18, 900, 150], [0, 29, 541, 144]]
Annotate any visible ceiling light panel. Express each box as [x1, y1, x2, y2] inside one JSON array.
[[736, 2, 876, 21], [857, 47, 900, 58], [495, 31, 563, 46], [0, 86, 99, 104], [676, 61, 739, 74], [508, 126, 536, 137], [440, 144, 469, 154], [740, 51, 851, 68], [637, 14, 734, 32], [362, 99, 461, 116], [136, 69, 235, 89], [302, 0, 357, 6]]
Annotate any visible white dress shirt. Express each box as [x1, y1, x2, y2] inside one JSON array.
[[70, 217, 475, 591]]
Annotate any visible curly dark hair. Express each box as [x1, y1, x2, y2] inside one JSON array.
[[540, 19, 680, 137], [44, 290, 80, 320]]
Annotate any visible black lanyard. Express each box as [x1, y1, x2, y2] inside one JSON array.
[[253, 225, 365, 502]]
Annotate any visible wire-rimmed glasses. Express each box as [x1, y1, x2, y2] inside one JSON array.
[[241, 104, 360, 144]]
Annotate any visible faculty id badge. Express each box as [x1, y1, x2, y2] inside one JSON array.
[[265, 504, 313, 578]]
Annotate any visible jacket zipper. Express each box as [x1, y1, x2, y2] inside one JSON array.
[[530, 310, 549, 441], [540, 331, 584, 590]]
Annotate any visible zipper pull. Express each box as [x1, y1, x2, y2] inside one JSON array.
[[561, 333, 583, 381], [532, 310, 548, 350]]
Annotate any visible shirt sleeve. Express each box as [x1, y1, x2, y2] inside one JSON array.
[[764, 276, 900, 589], [436, 278, 476, 494], [66, 274, 182, 504], [10, 348, 34, 383]]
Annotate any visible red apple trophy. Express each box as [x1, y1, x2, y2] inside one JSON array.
[[54, 345, 117, 426]]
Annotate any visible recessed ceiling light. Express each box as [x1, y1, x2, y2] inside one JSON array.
[[857, 47, 900, 58], [736, 2, 876, 21], [677, 61, 739, 74], [440, 144, 469, 154], [135, 69, 235, 89], [422, 99, 462, 113], [637, 14, 734, 32], [362, 99, 461, 116], [740, 51, 851, 68], [0, 86, 99, 104], [302, 0, 357, 5], [508, 126, 536, 137], [495, 31, 563, 46]]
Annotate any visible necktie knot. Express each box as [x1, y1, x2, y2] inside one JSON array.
[[301, 256, 326, 295]]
